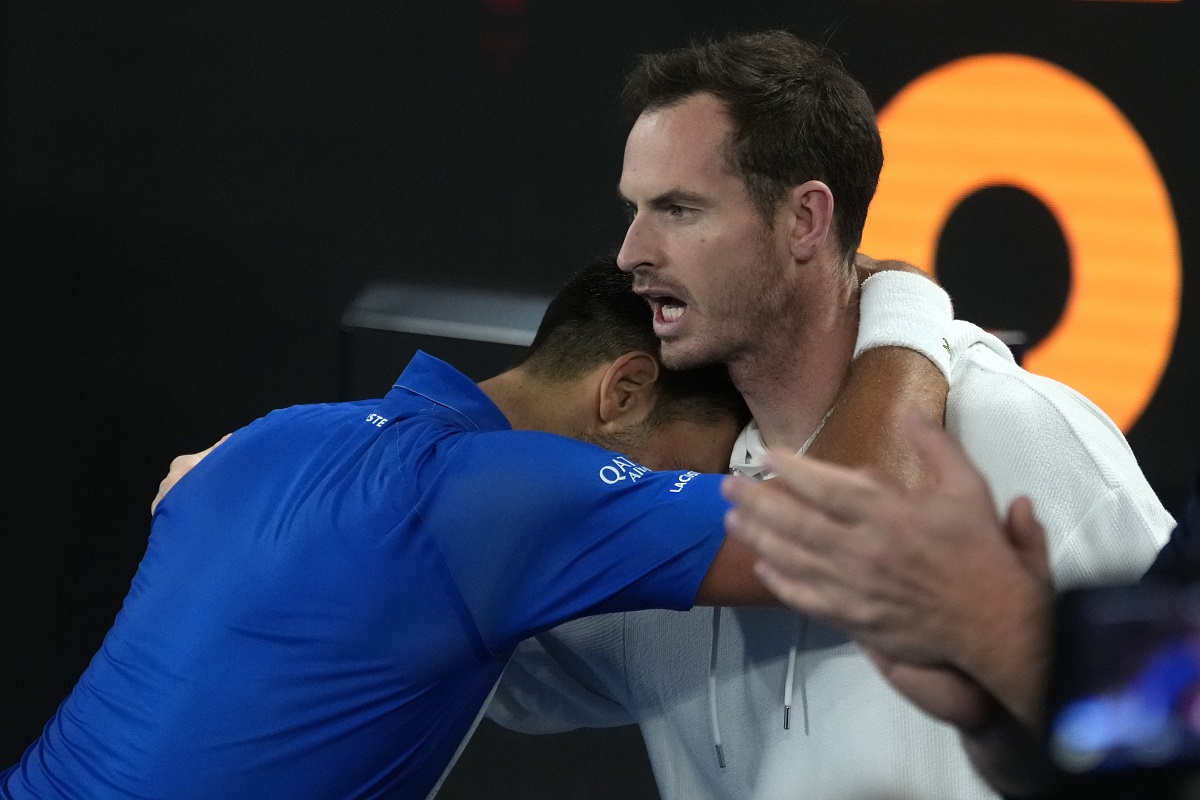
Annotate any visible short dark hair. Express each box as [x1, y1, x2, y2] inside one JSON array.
[[522, 256, 749, 428], [622, 30, 883, 259]]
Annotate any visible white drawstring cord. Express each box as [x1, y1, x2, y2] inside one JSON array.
[[708, 606, 726, 768]]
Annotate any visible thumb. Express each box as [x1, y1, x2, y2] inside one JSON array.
[[904, 409, 982, 494], [1004, 496, 1050, 581]]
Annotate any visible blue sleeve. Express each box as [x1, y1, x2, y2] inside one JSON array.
[[418, 430, 729, 654]]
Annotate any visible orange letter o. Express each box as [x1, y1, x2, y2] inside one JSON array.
[[861, 54, 1181, 431]]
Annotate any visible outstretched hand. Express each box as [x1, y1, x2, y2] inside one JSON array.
[[864, 494, 1053, 730], [721, 413, 1052, 726]]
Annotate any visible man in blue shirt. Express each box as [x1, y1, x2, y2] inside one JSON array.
[[2, 257, 944, 799]]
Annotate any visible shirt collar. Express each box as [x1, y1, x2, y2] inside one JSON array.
[[728, 410, 833, 482], [389, 350, 512, 433], [728, 420, 770, 480]]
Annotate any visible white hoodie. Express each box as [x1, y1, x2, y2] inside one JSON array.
[[489, 320, 1173, 800]]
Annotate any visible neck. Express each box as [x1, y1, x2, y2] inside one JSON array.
[[478, 367, 581, 437], [729, 267, 860, 453]]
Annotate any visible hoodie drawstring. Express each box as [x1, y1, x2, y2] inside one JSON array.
[[784, 615, 797, 730], [708, 606, 726, 768], [709, 608, 811, 771], [717, 415, 827, 769], [784, 615, 810, 734]]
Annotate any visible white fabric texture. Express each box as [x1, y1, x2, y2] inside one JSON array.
[[488, 320, 1174, 800], [854, 270, 955, 381]]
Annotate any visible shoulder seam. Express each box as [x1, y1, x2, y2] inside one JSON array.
[[951, 344, 1131, 492]]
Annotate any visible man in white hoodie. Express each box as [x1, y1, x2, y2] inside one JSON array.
[[487, 30, 1173, 800]]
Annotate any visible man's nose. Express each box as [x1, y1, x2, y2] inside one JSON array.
[[617, 213, 659, 273]]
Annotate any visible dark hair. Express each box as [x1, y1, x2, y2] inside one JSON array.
[[522, 256, 750, 428], [622, 30, 883, 259]]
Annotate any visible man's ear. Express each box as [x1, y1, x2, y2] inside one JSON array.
[[786, 180, 836, 262], [597, 351, 660, 427]]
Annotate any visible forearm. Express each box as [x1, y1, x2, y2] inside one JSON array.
[[696, 534, 781, 606], [807, 346, 946, 486], [957, 575, 1051, 729], [807, 267, 952, 486]]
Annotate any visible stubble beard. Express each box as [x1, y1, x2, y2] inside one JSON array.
[[658, 336, 724, 372], [661, 234, 793, 373]]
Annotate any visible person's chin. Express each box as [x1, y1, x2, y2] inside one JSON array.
[[660, 338, 710, 371]]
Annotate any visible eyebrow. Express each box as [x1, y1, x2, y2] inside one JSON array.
[[617, 187, 710, 208]]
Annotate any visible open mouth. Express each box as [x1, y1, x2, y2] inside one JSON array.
[[647, 294, 687, 326]]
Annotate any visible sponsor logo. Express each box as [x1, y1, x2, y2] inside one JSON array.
[[599, 456, 651, 485], [669, 471, 700, 494], [365, 413, 388, 428]]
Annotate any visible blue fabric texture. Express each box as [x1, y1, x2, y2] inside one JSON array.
[[1, 352, 729, 799]]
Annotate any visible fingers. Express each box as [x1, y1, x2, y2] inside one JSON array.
[[904, 411, 988, 499], [722, 474, 867, 619], [1004, 496, 1051, 580], [854, 252, 879, 284], [150, 433, 232, 516], [722, 477, 848, 571], [750, 559, 830, 618], [756, 449, 883, 521], [874, 259, 925, 276], [855, 252, 928, 280]]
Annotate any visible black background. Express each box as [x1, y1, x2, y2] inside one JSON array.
[[4, 1, 1198, 796]]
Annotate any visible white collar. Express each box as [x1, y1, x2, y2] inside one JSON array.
[[727, 411, 830, 481], [728, 419, 770, 480]]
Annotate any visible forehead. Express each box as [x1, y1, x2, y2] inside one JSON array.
[[619, 93, 739, 198]]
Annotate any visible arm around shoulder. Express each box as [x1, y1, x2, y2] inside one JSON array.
[[808, 265, 954, 486]]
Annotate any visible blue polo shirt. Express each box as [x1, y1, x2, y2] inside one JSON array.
[[2, 352, 731, 800]]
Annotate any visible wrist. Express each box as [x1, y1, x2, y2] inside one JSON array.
[[855, 271, 954, 381], [959, 572, 1053, 729]]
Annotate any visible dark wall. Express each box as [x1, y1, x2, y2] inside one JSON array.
[[4, 1, 1199, 796]]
